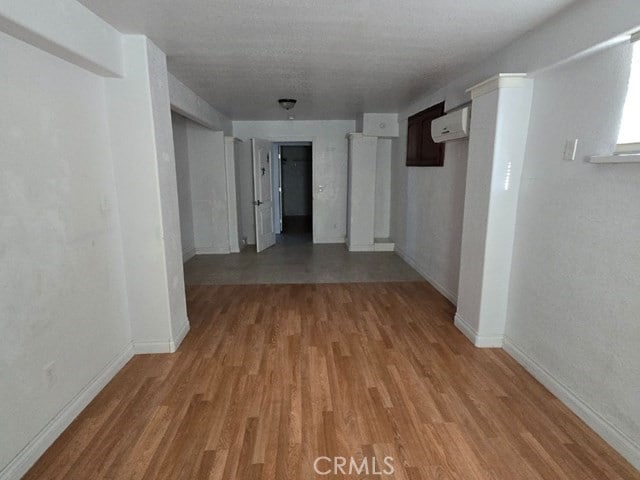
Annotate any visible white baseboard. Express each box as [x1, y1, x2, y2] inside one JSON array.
[[503, 338, 640, 470], [195, 246, 230, 255], [0, 344, 134, 480], [348, 243, 375, 252], [171, 319, 190, 353], [374, 242, 395, 252], [133, 318, 190, 354], [133, 340, 175, 354], [314, 236, 346, 244], [394, 245, 458, 304], [454, 313, 504, 348], [182, 248, 196, 262]]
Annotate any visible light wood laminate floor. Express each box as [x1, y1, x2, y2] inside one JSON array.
[[25, 282, 639, 479]]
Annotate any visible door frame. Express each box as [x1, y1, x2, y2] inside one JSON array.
[[265, 136, 317, 243]]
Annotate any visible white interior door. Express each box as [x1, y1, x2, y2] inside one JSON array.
[[252, 138, 276, 252]]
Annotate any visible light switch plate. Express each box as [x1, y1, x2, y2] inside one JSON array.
[[563, 139, 578, 161]]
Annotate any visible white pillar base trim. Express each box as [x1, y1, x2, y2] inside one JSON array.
[[0, 344, 134, 480], [504, 338, 640, 470], [195, 247, 231, 255], [171, 319, 191, 353], [454, 313, 504, 348], [133, 318, 190, 354], [347, 243, 375, 252]]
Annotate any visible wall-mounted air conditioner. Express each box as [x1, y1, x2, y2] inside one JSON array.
[[431, 107, 469, 143]]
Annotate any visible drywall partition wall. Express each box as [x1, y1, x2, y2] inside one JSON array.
[[172, 113, 196, 260], [455, 75, 534, 347], [225, 137, 242, 253], [390, 0, 640, 467], [233, 120, 355, 244], [362, 113, 400, 138], [236, 139, 255, 245], [392, 1, 640, 305], [346, 134, 378, 251], [105, 36, 189, 353], [374, 138, 392, 239], [186, 126, 231, 254], [391, 118, 468, 303], [168, 73, 232, 135], [0, 30, 131, 479], [0, 0, 123, 77], [505, 44, 640, 468], [145, 40, 189, 345]]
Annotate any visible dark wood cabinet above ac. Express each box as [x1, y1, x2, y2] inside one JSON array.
[[406, 101, 445, 167]]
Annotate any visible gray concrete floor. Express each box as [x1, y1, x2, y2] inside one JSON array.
[[184, 234, 423, 285]]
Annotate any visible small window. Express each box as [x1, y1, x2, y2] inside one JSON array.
[[616, 37, 640, 154]]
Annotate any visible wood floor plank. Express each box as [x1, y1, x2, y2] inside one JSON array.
[[24, 282, 640, 479]]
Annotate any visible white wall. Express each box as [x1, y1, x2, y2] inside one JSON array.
[[391, 127, 468, 302], [168, 73, 232, 135], [374, 138, 392, 239], [0, 4, 196, 475], [225, 137, 242, 253], [105, 36, 189, 351], [0, 0, 123, 77], [391, 0, 640, 467], [172, 113, 196, 259], [236, 139, 254, 245], [0, 30, 131, 475], [233, 120, 355, 244], [185, 125, 230, 254], [506, 43, 640, 455], [144, 41, 189, 344], [171, 112, 231, 257]]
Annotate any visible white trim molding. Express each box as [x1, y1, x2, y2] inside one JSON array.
[[347, 243, 375, 252], [133, 341, 176, 355], [171, 320, 191, 353], [504, 338, 640, 470], [373, 241, 395, 252], [314, 236, 346, 244], [0, 344, 134, 480], [466, 73, 528, 99], [589, 154, 640, 164], [454, 313, 504, 348], [195, 246, 230, 255], [133, 319, 190, 354]]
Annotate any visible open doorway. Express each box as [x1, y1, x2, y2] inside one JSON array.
[[273, 142, 313, 244]]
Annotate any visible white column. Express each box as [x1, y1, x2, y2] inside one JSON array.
[[225, 137, 242, 253], [106, 36, 189, 353], [346, 133, 378, 251], [455, 74, 534, 347]]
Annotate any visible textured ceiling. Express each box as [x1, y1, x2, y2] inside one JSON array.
[[79, 0, 575, 120]]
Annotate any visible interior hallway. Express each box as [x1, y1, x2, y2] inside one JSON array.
[[183, 244, 423, 285], [24, 282, 639, 479]]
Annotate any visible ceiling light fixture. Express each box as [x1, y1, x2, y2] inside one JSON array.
[[278, 98, 297, 110]]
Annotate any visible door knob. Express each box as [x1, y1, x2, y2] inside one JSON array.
[[253, 200, 263, 206]]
